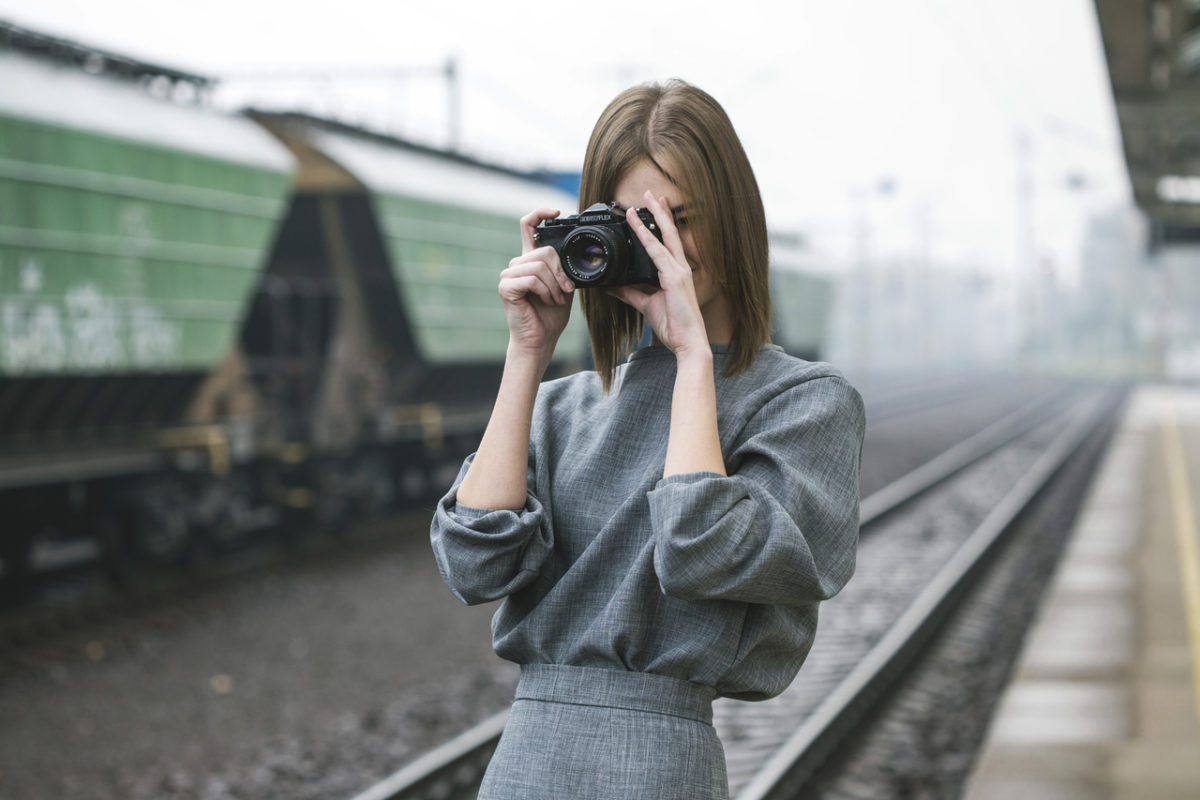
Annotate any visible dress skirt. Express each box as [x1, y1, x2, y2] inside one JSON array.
[[477, 664, 728, 800]]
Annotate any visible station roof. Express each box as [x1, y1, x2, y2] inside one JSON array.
[[1094, 0, 1200, 244]]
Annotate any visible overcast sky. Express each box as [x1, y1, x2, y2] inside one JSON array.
[[0, 0, 1130, 282]]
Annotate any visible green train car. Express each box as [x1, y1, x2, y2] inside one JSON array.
[[769, 232, 834, 361], [0, 31, 293, 421], [0, 22, 580, 581], [239, 111, 585, 455], [0, 24, 301, 576], [0, 20, 831, 586]]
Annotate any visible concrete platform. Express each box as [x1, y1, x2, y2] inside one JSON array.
[[964, 384, 1200, 800]]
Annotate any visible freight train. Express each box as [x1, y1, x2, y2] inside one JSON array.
[[0, 20, 833, 585]]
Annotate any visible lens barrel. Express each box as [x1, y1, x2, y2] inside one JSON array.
[[561, 226, 627, 286]]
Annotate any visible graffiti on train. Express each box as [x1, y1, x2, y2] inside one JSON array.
[[1, 255, 181, 372]]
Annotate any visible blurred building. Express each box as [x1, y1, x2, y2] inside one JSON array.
[[825, 258, 1016, 377], [1071, 205, 1158, 376]]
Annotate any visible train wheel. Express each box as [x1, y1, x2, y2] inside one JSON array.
[[128, 481, 195, 566], [96, 510, 137, 587], [347, 453, 395, 517], [312, 462, 350, 531], [195, 474, 255, 555]]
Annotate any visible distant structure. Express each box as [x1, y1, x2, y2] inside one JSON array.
[[823, 257, 1015, 377]]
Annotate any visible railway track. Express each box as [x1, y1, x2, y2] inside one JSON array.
[[0, 373, 1045, 635], [346, 381, 1123, 800]]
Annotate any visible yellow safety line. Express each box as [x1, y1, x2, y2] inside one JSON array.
[[1161, 400, 1200, 725]]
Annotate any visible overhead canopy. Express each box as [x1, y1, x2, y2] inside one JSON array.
[[1094, 0, 1200, 244]]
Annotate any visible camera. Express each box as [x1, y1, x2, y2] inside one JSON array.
[[533, 202, 663, 287]]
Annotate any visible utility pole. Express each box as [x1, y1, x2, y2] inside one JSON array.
[[444, 57, 460, 152], [1014, 129, 1036, 364]]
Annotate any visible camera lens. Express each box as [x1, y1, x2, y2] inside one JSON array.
[[561, 226, 627, 286], [581, 244, 606, 269]]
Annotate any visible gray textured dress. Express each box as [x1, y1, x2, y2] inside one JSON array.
[[430, 344, 865, 799]]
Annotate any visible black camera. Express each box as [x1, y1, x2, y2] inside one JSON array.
[[533, 202, 663, 287]]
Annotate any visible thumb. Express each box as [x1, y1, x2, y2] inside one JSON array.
[[606, 286, 651, 314]]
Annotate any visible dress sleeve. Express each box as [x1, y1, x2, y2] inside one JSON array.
[[647, 375, 865, 606], [429, 451, 553, 605]]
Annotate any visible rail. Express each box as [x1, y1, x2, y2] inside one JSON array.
[[735, 386, 1122, 799]]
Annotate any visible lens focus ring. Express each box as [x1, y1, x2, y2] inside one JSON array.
[[561, 226, 626, 286]]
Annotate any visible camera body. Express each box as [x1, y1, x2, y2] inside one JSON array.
[[533, 202, 662, 287]]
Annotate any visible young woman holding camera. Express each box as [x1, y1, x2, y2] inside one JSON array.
[[430, 79, 865, 800]]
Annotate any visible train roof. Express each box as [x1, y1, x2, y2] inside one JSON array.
[[0, 21, 292, 172], [0, 18, 212, 89], [266, 112, 579, 217]]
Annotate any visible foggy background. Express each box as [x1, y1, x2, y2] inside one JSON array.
[[3, 0, 1185, 381]]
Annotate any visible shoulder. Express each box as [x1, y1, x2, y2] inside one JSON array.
[[747, 346, 851, 386], [726, 347, 863, 417]]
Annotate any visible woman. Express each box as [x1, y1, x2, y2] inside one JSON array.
[[430, 80, 865, 800]]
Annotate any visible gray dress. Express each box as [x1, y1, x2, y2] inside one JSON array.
[[430, 344, 865, 799]]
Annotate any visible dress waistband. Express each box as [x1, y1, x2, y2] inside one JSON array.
[[516, 664, 716, 725]]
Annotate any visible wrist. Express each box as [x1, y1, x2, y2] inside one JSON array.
[[506, 342, 554, 377], [674, 342, 714, 369]]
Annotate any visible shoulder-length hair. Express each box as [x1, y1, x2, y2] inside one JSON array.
[[578, 79, 770, 391]]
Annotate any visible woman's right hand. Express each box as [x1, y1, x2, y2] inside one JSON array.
[[500, 208, 574, 362]]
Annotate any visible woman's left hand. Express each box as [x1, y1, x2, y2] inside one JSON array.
[[607, 190, 710, 358]]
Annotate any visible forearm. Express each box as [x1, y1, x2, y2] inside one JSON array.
[[663, 349, 726, 478], [456, 346, 549, 510]]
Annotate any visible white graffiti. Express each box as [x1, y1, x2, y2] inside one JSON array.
[[129, 304, 181, 365], [3, 299, 67, 371], [1, 256, 183, 373], [20, 256, 42, 292], [65, 284, 125, 369]]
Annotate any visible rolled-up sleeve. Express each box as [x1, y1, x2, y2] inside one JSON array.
[[648, 376, 865, 606], [430, 454, 553, 605]]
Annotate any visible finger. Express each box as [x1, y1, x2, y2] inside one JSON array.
[[627, 206, 678, 273], [511, 245, 573, 294], [644, 191, 685, 261], [507, 251, 572, 298], [605, 285, 652, 315], [520, 208, 561, 255], [502, 259, 565, 305], [539, 244, 574, 293], [653, 192, 687, 258], [501, 273, 563, 307]]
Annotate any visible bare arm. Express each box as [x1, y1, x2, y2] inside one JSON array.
[[456, 348, 548, 510], [610, 191, 727, 479], [664, 348, 726, 477], [456, 209, 573, 510]]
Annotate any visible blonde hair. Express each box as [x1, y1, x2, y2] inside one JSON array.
[[578, 79, 771, 391]]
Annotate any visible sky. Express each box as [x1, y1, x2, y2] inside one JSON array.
[[0, 0, 1131, 284]]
